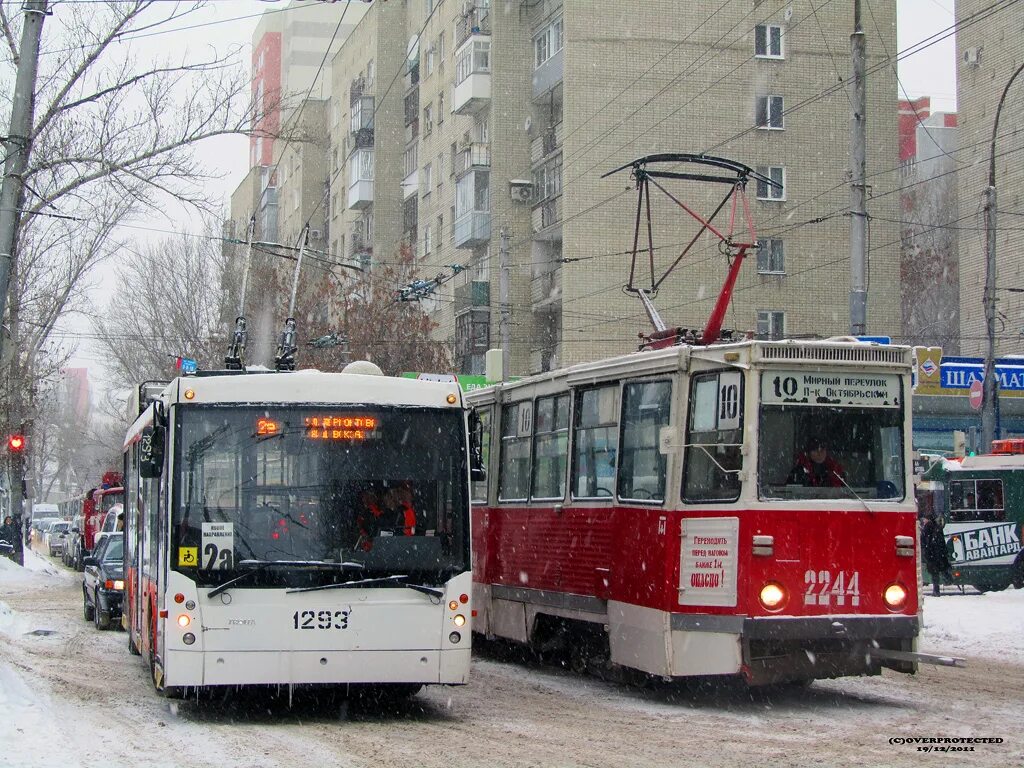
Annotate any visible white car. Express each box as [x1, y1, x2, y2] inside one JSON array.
[[45, 521, 71, 557]]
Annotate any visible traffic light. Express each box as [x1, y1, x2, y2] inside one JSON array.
[[7, 434, 25, 453]]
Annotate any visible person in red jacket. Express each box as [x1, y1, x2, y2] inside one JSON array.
[[788, 437, 845, 487]]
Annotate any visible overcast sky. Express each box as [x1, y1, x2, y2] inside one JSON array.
[[58, 0, 958, 392]]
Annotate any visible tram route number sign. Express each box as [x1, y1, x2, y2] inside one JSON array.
[[762, 370, 901, 408], [201, 522, 234, 570]]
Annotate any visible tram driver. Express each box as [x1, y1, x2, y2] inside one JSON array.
[[787, 436, 845, 488]]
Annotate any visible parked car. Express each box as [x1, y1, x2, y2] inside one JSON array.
[[82, 535, 124, 630], [32, 516, 58, 545], [45, 521, 71, 557], [63, 514, 84, 568]]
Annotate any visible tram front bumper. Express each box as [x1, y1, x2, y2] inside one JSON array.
[[741, 614, 919, 684], [163, 647, 471, 688]]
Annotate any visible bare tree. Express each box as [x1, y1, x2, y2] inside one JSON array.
[[93, 227, 230, 385], [338, 244, 452, 376], [0, 1, 273, 509]]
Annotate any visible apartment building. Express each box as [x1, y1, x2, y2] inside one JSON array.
[[898, 97, 959, 351], [956, 0, 1024, 356], [250, 0, 903, 377]]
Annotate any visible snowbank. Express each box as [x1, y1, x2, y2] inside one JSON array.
[[919, 588, 1024, 662]]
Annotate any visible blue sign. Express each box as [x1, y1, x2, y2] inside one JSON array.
[[179, 357, 198, 375], [856, 335, 891, 344], [940, 356, 1024, 391]]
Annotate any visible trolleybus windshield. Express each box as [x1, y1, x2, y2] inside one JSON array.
[[172, 405, 469, 587], [758, 370, 905, 501]]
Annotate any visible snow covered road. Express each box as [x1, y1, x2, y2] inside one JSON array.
[[1, 550, 1022, 768]]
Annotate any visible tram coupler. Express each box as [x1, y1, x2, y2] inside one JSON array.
[[867, 647, 966, 668]]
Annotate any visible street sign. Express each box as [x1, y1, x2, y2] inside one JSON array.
[[855, 335, 891, 344], [969, 378, 984, 411]]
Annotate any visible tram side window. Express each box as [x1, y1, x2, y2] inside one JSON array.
[[498, 401, 532, 501], [532, 394, 569, 499], [572, 385, 619, 499], [618, 380, 672, 502], [125, 446, 139, 571], [471, 407, 492, 504], [683, 372, 743, 502], [949, 478, 1005, 522]]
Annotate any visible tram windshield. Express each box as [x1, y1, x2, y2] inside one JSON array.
[[172, 406, 469, 586], [758, 370, 905, 502]]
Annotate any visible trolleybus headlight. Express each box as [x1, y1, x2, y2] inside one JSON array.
[[182, 632, 196, 645], [448, 600, 459, 611], [177, 614, 191, 628], [449, 632, 462, 644], [185, 600, 196, 610], [113, 580, 124, 591], [453, 614, 466, 627], [883, 583, 908, 610], [758, 582, 787, 611]]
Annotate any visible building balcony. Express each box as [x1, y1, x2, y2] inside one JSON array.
[[348, 179, 373, 210], [532, 48, 563, 100], [349, 232, 371, 269], [454, 280, 490, 314], [402, 168, 418, 200], [455, 307, 490, 359], [530, 122, 563, 163], [454, 210, 491, 248], [404, 90, 419, 127], [531, 195, 562, 240], [456, 2, 491, 48], [350, 96, 374, 142], [453, 37, 491, 115], [531, 267, 561, 308], [455, 143, 491, 178]]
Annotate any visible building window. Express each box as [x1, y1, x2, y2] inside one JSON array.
[[756, 310, 786, 340], [756, 95, 784, 129], [404, 144, 418, 178], [423, 104, 433, 134], [437, 153, 444, 187], [756, 165, 786, 201], [426, 45, 435, 76], [534, 159, 562, 201], [755, 23, 783, 58], [438, 31, 445, 62], [437, 214, 444, 244], [450, 205, 456, 241], [534, 16, 564, 68], [438, 92, 445, 123], [367, 58, 375, 86], [424, 223, 433, 255], [756, 238, 785, 274], [422, 162, 433, 194]]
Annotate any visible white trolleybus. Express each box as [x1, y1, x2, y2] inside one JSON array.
[[122, 366, 476, 698]]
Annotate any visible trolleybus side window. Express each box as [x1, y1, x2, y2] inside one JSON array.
[[758, 370, 905, 501], [683, 372, 743, 502], [471, 407, 492, 504], [618, 380, 672, 502], [532, 394, 569, 500], [499, 401, 532, 502], [572, 385, 619, 499], [949, 478, 1004, 522]]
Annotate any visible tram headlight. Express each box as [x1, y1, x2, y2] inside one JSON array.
[[758, 582, 787, 611], [883, 582, 908, 610], [177, 614, 191, 628], [453, 614, 466, 627]]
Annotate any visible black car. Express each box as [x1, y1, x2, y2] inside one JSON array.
[[82, 535, 124, 630]]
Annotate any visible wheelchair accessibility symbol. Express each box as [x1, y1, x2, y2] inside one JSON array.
[[178, 547, 198, 567]]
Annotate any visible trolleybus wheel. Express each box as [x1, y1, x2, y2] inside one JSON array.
[[128, 632, 141, 656], [1012, 558, 1024, 590], [82, 587, 94, 622]]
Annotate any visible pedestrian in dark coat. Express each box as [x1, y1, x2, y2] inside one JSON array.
[[921, 512, 951, 596]]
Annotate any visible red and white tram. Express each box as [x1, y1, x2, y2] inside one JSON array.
[[467, 339, 922, 684]]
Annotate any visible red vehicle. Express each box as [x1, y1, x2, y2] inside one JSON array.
[[76, 472, 123, 569], [465, 156, 934, 686]]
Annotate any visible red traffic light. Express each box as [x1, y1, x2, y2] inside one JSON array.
[[7, 434, 25, 452]]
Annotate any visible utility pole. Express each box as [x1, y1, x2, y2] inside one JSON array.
[[225, 216, 255, 369], [849, 0, 868, 337], [980, 61, 1024, 450], [0, 0, 48, 365], [499, 228, 511, 381]]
